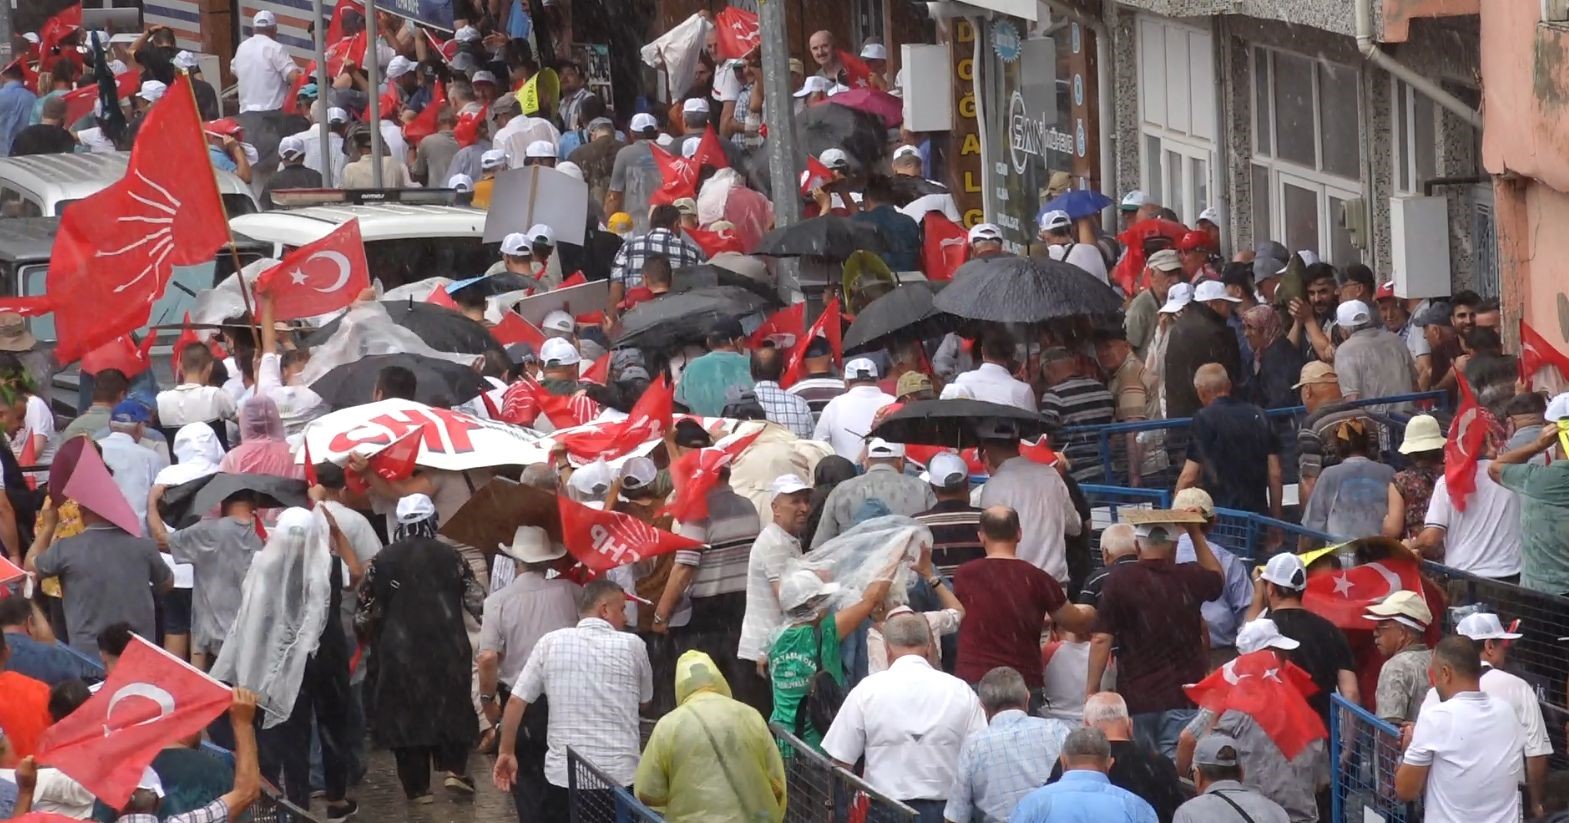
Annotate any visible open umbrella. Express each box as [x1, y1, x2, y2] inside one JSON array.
[[448, 271, 548, 298], [740, 104, 887, 196], [309, 353, 488, 409], [888, 175, 949, 206], [671, 263, 780, 306], [159, 473, 310, 529], [825, 87, 903, 128], [438, 477, 562, 558], [870, 399, 1050, 448], [933, 255, 1123, 324], [755, 215, 885, 260], [1038, 189, 1114, 222], [842, 282, 955, 355], [614, 286, 776, 351], [304, 300, 504, 357]]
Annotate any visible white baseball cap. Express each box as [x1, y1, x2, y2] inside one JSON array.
[[542, 310, 575, 334], [447, 173, 474, 193], [278, 135, 306, 159], [526, 224, 556, 247], [819, 148, 850, 169], [1456, 612, 1523, 641], [20, 33, 38, 44], [500, 233, 533, 256], [655, 133, 675, 147], [892, 144, 921, 162], [769, 473, 812, 502], [1039, 209, 1072, 232], [1194, 280, 1241, 303], [778, 568, 840, 612], [386, 55, 415, 79], [1159, 283, 1194, 314], [845, 357, 878, 380], [471, 70, 498, 85], [860, 43, 887, 60], [138, 80, 167, 102], [1545, 391, 1569, 422], [1235, 618, 1301, 654], [630, 112, 659, 133], [1259, 552, 1308, 589], [481, 148, 508, 169], [795, 75, 834, 97], [454, 25, 481, 42], [540, 337, 581, 367], [1119, 190, 1148, 210], [173, 50, 199, 71], [525, 140, 557, 159], [682, 97, 710, 114], [1198, 206, 1220, 224], [396, 493, 436, 524], [1335, 299, 1372, 328], [865, 437, 905, 459], [326, 106, 349, 124], [968, 223, 1002, 243], [681, 136, 700, 158], [252, 10, 277, 27], [919, 452, 969, 489], [569, 460, 613, 498], [556, 160, 584, 181], [619, 456, 659, 492], [136, 767, 166, 798]]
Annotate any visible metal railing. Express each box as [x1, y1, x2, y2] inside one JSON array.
[[771, 723, 917, 823], [1330, 693, 1412, 823], [1209, 508, 1337, 563], [567, 746, 665, 823]]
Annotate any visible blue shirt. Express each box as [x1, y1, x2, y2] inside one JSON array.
[[1174, 533, 1255, 648], [672, 350, 753, 417], [947, 710, 1073, 823], [0, 80, 39, 156], [3, 631, 101, 686], [1009, 770, 1158, 823], [208, 145, 238, 173], [852, 204, 921, 272]]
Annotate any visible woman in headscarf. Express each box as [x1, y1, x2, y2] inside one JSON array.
[[801, 456, 856, 549], [218, 396, 300, 480], [149, 423, 230, 662], [208, 506, 360, 819], [1240, 303, 1304, 410], [355, 493, 485, 803]]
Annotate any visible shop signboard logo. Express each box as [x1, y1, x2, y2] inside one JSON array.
[[992, 21, 1023, 62]]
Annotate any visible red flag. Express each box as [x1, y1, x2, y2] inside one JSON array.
[[838, 49, 873, 89], [34, 634, 231, 808], [61, 69, 138, 126], [303, 439, 318, 490], [1302, 556, 1424, 629], [17, 430, 37, 490], [403, 81, 448, 145], [1520, 320, 1569, 392], [426, 284, 459, 308], [713, 6, 761, 59], [1020, 436, 1059, 466], [800, 155, 835, 195], [553, 375, 673, 461], [923, 212, 969, 281], [80, 333, 156, 379], [650, 144, 699, 206], [491, 311, 548, 350], [170, 313, 200, 381], [254, 220, 370, 321], [37, 4, 83, 84], [455, 103, 488, 147], [558, 271, 588, 289], [345, 425, 424, 495], [0, 552, 24, 585], [581, 351, 612, 385], [46, 76, 228, 364], [664, 428, 763, 522], [558, 496, 703, 572], [684, 225, 745, 258], [1444, 377, 1488, 512], [499, 377, 601, 429], [693, 126, 730, 170], [1183, 650, 1326, 760], [781, 299, 843, 388], [750, 303, 806, 349]]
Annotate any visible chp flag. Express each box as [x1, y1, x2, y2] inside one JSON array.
[[34, 634, 232, 808], [558, 496, 702, 572], [254, 219, 371, 321]]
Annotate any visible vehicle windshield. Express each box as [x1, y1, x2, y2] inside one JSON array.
[[55, 193, 259, 218], [362, 237, 498, 289]]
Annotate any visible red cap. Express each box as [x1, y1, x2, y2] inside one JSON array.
[[204, 118, 243, 136], [1176, 231, 1212, 252], [1375, 281, 1397, 301]]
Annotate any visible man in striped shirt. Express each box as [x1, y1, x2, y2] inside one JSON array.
[[787, 337, 845, 422], [1039, 347, 1116, 484]]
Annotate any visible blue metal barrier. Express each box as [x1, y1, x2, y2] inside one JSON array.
[[1330, 693, 1412, 823], [1209, 508, 1336, 564], [567, 747, 664, 823]]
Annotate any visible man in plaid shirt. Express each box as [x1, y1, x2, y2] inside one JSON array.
[[609, 204, 706, 310]]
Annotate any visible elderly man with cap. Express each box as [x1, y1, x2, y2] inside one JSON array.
[[1164, 280, 1243, 418], [569, 116, 623, 207], [677, 97, 710, 135], [494, 93, 561, 170], [263, 135, 322, 209], [1038, 346, 1115, 482], [1330, 299, 1417, 403], [1172, 488, 1254, 665], [811, 437, 935, 548], [1176, 230, 1218, 284], [915, 452, 984, 578], [963, 222, 1006, 259], [1094, 325, 1160, 482], [1125, 249, 1184, 361], [232, 10, 301, 114], [1117, 190, 1159, 230], [477, 525, 580, 821], [1365, 590, 1434, 728], [342, 125, 414, 189], [813, 357, 895, 459], [522, 139, 557, 168], [287, 106, 349, 184], [737, 474, 813, 708], [1410, 300, 1461, 391], [1040, 210, 1109, 285], [1292, 361, 1374, 503], [671, 197, 700, 230], [673, 318, 753, 416], [1245, 553, 1358, 726], [97, 401, 168, 534], [974, 418, 1082, 583], [1174, 734, 1291, 823], [606, 112, 664, 228], [1488, 392, 1569, 597]]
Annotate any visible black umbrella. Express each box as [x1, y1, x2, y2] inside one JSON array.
[[755, 216, 885, 260], [888, 175, 949, 206], [671, 264, 780, 306], [159, 473, 311, 529], [310, 353, 487, 409], [842, 282, 955, 355], [932, 254, 1124, 324], [869, 399, 1050, 448], [458, 272, 548, 298], [304, 300, 505, 357], [614, 287, 775, 351], [739, 105, 888, 198]]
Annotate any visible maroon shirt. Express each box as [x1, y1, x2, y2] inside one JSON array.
[[1093, 557, 1223, 715], [952, 556, 1066, 689]]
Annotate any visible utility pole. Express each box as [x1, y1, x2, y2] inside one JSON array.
[[312, 0, 332, 186], [758, 0, 802, 299], [365, 0, 384, 188], [0, 1, 12, 71]]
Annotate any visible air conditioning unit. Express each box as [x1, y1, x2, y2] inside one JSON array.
[[1390, 195, 1452, 299]]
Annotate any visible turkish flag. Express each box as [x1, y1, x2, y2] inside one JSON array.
[[685, 225, 745, 258], [650, 145, 699, 206], [47, 76, 228, 364], [581, 351, 612, 385], [693, 126, 730, 170], [35, 634, 231, 808], [79, 333, 157, 379], [491, 311, 547, 351], [558, 496, 703, 572], [61, 70, 138, 127], [1183, 650, 1326, 760], [455, 103, 488, 148], [838, 50, 873, 89], [923, 213, 970, 281], [1302, 556, 1424, 629], [0, 552, 23, 585], [664, 428, 763, 522], [1520, 320, 1569, 394], [781, 299, 843, 388], [1021, 436, 1060, 466], [1444, 377, 1488, 512], [344, 425, 425, 495], [404, 81, 448, 145], [303, 439, 319, 489], [750, 303, 806, 350], [254, 220, 370, 321], [800, 155, 835, 195], [713, 6, 761, 59], [552, 375, 673, 461]]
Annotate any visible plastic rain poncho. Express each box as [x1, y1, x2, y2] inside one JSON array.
[[154, 423, 225, 487], [219, 396, 301, 480], [633, 651, 786, 823]]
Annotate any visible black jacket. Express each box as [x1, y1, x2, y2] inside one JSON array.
[[1164, 301, 1241, 418]]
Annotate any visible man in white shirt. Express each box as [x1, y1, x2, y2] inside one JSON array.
[[813, 357, 895, 459], [157, 342, 239, 432], [96, 402, 169, 536], [1040, 209, 1109, 285], [1413, 458, 1522, 581], [822, 612, 987, 818], [941, 330, 1036, 411], [494, 93, 562, 170], [232, 11, 301, 114], [1418, 614, 1551, 817], [976, 418, 1081, 581], [1396, 634, 1525, 823], [736, 475, 811, 705], [289, 106, 349, 184]]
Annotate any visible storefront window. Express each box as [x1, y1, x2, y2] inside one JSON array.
[[980, 18, 1075, 249]]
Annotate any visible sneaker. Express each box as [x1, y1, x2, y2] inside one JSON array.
[[409, 794, 434, 805], [326, 800, 358, 822], [444, 774, 476, 795]]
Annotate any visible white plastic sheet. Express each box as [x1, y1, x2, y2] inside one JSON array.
[[793, 514, 932, 612], [642, 13, 713, 99]]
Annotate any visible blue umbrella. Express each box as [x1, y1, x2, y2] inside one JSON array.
[[1037, 189, 1114, 222]]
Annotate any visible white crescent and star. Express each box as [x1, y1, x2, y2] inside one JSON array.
[[1453, 407, 1479, 458], [288, 250, 354, 293], [103, 682, 177, 736]]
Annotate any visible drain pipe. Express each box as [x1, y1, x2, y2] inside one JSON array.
[[1355, 0, 1481, 129]]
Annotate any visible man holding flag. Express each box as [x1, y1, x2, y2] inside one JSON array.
[[1489, 391, 1569, 597]]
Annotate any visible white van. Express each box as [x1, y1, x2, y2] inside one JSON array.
[[0, 151, 259, 218]]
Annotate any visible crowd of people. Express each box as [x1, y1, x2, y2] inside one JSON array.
[[1, 5, 1568, 823]]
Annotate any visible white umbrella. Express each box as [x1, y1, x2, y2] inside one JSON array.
[[297, 398, 550, 472]]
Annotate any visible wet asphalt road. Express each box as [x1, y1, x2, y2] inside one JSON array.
[[312, 748, 515, 823]]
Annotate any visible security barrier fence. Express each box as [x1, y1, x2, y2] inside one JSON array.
[[771, 723, 917, 823]]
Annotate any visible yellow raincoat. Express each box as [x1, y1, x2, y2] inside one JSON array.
[[634, 651, 787, 822]]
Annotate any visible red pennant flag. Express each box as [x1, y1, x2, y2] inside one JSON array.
[[581, 351, 612, 385], [693, 126, 730, 170], [922, 212, 970, 281], [750, 303, 806, 349], [61, 69, 139, 126], [426, 284, 459, 308], [800, 155, 835, 196], [664, 428, 763, 522], [558, 496, 703, 573], [781, 299, 843, 388], [35, 634, 232, 808], [1183, 650, 1326, 760], [303, 439, 319, 489], [1020, 436, 1059, 466], [403, 81, 448, 145], [0, 551, 24, 585], [1520, 320, 1569, 393], [558, 271, 588, 289], [1302, 556, 1424, 629], [713, 6, 761, 59], [838, 49, 873, 89], [491, 311, 548, 350], [650, 144, 699, 206], [344, 425, 425, 495], [46, 76, 228, 364], [254, 220, 370, 321], [552, 375, 673, 461], [684, 225, 745, 258], [170, 313, 200, 381], [1444, 377, 1488, 512]]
